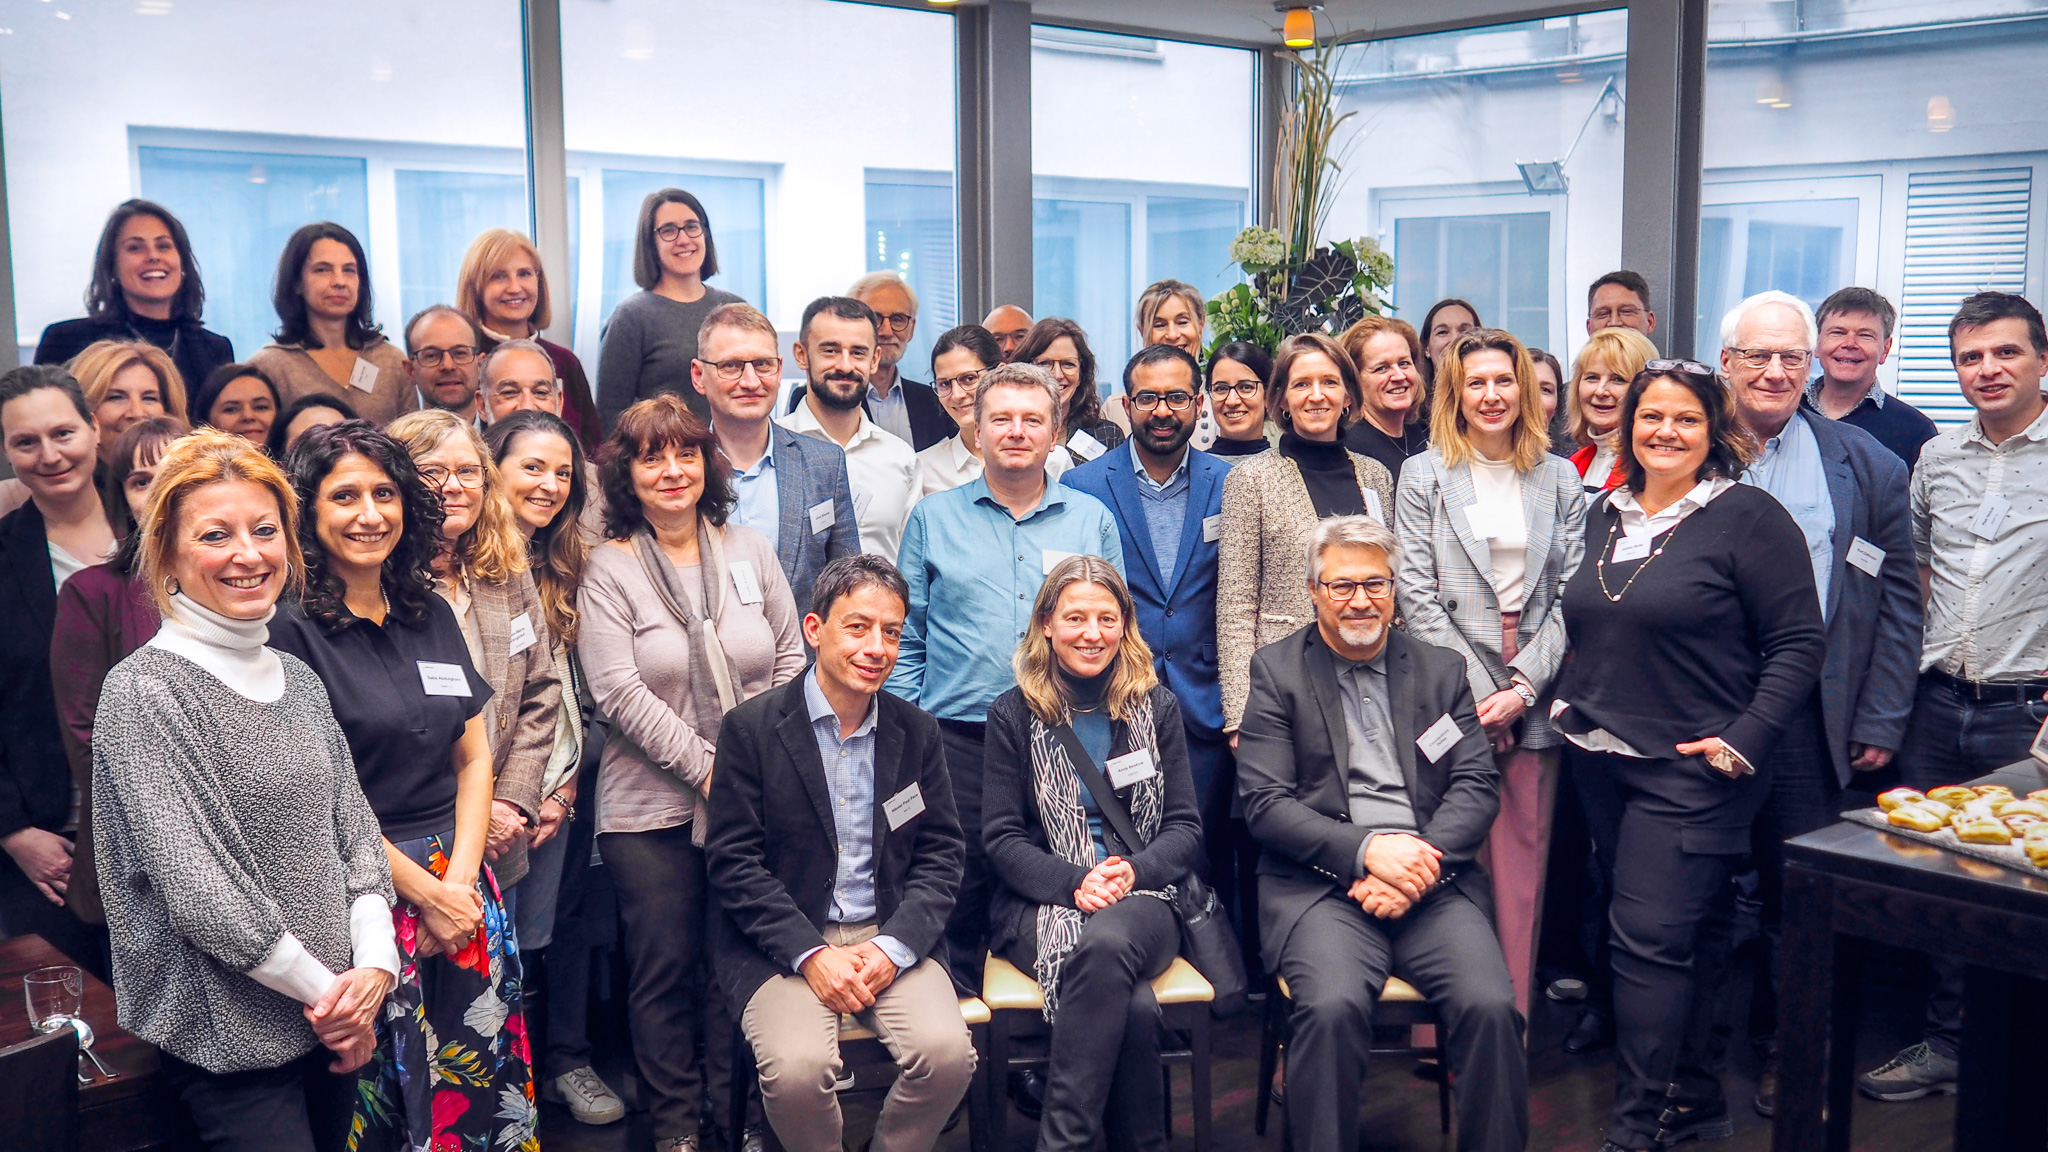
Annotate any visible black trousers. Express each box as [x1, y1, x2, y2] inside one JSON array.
[[939, 719, 992, 993], [1004, 895, 1178, 1152], [1575, 749, 1767, 1147], [1194, 734, 1263, 988], [162, 1047, 361, 1152], [1278, 888, 1527, 1152], [0, 841, 105, 977], [540, 793, 600, 1081], [600, 824, 734, 1141]]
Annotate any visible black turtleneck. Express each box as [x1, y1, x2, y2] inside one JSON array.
[[1209, 435, 1271, 461], [1279, 430, 1367, 518]]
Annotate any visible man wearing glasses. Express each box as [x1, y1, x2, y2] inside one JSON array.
[[694, 302, 860, 625], [1586, 270, 1657, 338], [789, 273, 952, 452], [405, 304, 487, 420]]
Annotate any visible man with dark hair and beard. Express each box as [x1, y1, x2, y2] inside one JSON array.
[[778, 295, 922, 561]]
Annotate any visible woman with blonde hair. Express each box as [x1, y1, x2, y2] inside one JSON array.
[[1567, 327, 1658, 493], [1136, 279, 1205, 358], [68, 338, 187, 464], [982, 555, 1203, 1152], [1395, 327, 1586, 1023], [458, 228, 602, 452], [387, 408, 560, 901]]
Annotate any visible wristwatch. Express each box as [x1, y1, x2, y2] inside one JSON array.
[[1511, 681, 1538, 708]]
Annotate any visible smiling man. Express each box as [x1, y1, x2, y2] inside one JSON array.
[[1802, 287, 1940, 470], [777, 296, 922, 561], [404, 305, 485, 420], [480, 339, 563, 423]]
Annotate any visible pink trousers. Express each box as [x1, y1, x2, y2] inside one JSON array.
[[1477, 611, 1559, 1026]]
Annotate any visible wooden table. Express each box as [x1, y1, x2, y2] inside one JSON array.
[[1776, 759, 2048, 1152], [0, 933, 172, 1151]]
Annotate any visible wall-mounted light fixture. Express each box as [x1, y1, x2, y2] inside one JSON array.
[[1275, 3, 1323, 50], [1927, 94, 1955, 133], [1516, 75, 1624, 195]]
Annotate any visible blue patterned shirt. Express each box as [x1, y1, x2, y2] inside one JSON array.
[[729, 435, 780, 555]]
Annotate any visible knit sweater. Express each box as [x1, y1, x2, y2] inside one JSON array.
[[92, 647, 395, 1073]]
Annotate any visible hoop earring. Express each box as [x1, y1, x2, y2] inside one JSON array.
[[163, 576, 181, 598]]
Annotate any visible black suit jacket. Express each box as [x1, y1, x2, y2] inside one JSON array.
[[706, 675, 965, 1015], [1236, 626, 1499, 971], [0, 503, 70, 839], [786, 377, 953, 451]]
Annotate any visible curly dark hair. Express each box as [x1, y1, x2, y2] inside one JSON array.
[[284, 419, 444, 631], [1015, 317, 1104, 436], [598, 394, 734, 540]]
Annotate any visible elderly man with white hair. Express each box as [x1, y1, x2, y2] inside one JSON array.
[[789, 272, 953, 450]]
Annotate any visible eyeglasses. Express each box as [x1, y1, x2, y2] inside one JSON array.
[[1130, 390, 1197, 412], [934, 368, 984, 395], [871, 312, 915, 332], [1035, 358, 1081, 376], [1316, 577, 1395, 601], [1646, 358, 1718, 379], [1208, 380, 1262, 400], [413, 346, 477, 369], [1724, 348, 1812, 372], [418, 464, 485, 489], [701, 357, 782, 382], [654, 221, 704, 244]]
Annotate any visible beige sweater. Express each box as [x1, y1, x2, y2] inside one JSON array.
[[248, 337, 416, 428]]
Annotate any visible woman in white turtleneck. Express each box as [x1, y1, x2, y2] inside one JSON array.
[[91, 428, 413, 1151]]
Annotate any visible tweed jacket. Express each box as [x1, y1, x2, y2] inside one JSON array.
[[1216, 446, 1395, 730], [448, 570, 561, 887], [764, 424, 862, 624], [1394, 450, 1586, 749]]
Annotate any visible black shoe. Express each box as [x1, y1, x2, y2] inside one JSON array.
[[1563, 1006, 1615, 1055], [1007, 1069, 1046, 1121], [1657, 1096, 1735, 1144], [1545, 977, 1589, 1003], [1753, 1056, 1778, 1118]]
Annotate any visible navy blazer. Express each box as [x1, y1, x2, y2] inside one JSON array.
[[1064, 445, 1230, 737], [1801, 413, 1922, 786], [0, 502, 70, 838], [765, 425, 862, 623]]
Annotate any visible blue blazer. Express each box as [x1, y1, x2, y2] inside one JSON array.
[[768, 425, 862, 623], [1803, 413, 1922, 787], [1065, 445, 1230, 738]]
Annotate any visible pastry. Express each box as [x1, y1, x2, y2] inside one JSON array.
[[1927, 786, 1980, 807], [2003, 813, 2045, 831], [1974, 785, 2015, 802], [1888, 804, 1950, 832], [2027, 825, 2048, 868], [2029, 788, 2048, 805], [1879, 787, 1926, 812], [1955, 817, 2013, 845], [1998, 799, 2048, 821]]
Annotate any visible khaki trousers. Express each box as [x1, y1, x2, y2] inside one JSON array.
[[740, 922, 976, 1152]]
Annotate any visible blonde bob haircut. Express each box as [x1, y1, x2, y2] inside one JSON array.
[[139, 426, 304, 616], [1432, 328, 1551, 471], [69, 338, 188, 423], [1567, 326, 1658, 446], [1136, 279, 1204, 343], [1013, 555, 1159, 728], [457, 228, 553, 332], [385, 408, 529, 587]]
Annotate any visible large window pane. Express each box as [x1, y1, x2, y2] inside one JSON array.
[[1034, 198, 1132, 372], [598, 169, 767, 325], [865, 174, 957, 374], [1, 0, 527, 363], [1702, 1, 2048, 426]]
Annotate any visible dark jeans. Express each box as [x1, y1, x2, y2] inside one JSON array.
[[162, 1047, 361, 1152], [1895, 671, 2047, 1059], [600, 824, 733, 1141], [939, 719, 992, 994], [1004, 895, 1178, 1152], [1576, 749, 1767, 1148], [1194, 732, 1263, 987], [541, 793, 600, 1080]]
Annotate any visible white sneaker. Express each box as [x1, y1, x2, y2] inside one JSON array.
[[546, 1065, 627, 1125]]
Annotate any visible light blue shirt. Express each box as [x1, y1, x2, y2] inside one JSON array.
[[1743, 410, 1836, 614], [1128, 440, 1192, 588], [868, 380, 915, 447], [886, 476, 1126, 720], [728, 435, 780, 555], [794, 668, 915, 973]]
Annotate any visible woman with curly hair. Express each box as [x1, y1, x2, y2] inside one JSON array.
[[269, 419, 538, 1152], [1018, 318, 1126, 460]]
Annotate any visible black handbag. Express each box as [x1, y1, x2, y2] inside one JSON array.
[[1052, 723, 1249, 1018]]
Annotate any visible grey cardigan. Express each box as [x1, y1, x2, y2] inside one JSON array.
[[92, 648, 393, 1074]]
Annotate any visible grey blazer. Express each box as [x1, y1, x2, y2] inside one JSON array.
[[455, 572, 562, 887], [766, 425, 862, 623], [1217, 446, 1395, 730], [1393, 450, 1586, 749]]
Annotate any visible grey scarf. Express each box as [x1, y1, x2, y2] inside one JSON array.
[[634, 523, 740, 845]]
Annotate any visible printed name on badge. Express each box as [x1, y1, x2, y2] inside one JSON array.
[[1067, 430, 1107, 461], [1972, 494, 2011, 540], [883, 782, 926, 830], [1846, 536, 1885, 578], [1364, 488, 1384, 523], [809, 500, 836, 534], [417, 661, 473, 697], [507, 612, 537, 655], [1042, 549, 1080, 575], [1202, 514, 1222, 543], [1106, 748, 1157, 789], [348, 357, 379, 393], [730, 559, 764, 605], [1417, 712, 1462, 762], [1611, 534, 1653, 563]]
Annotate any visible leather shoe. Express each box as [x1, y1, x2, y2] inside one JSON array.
[[1563, 1006, 1614, 1055], [1753, 1056, 1777, 1118], [1007, 1069, 1046, 1121]]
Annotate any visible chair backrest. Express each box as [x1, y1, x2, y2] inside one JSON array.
[[0, 1026, 81, 1152]]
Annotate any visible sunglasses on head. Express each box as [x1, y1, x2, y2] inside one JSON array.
[[1645, 358, 1718, 380]]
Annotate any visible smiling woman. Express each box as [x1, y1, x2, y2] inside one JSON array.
[[596, 189, 748, 430], [67, 339, 189, 464]]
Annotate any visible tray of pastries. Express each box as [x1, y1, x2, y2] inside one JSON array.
[[1842, 784, 2048, 880]]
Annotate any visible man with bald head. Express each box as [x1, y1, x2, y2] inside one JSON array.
[[482, 339, 565, 422], [982, 305, 1032, 362]]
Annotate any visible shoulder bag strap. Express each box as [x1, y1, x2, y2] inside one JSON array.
[[1050, 721, 1149, 854]]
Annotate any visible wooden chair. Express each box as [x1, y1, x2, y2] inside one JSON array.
[[0, 1026, 81, 1152], [980, 952, 1214, 1152], [1254, 973, 1451, 1146]]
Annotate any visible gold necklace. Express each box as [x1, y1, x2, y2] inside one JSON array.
[[1595, 516, 1681, 603]]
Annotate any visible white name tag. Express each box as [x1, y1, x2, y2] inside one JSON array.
[[1463, 504, 1506, 541], [1067, 430, 1107, 461], [348, 357, 379, 393], [809, 499, 836, 534], [2031, 713, 2048, 768], [507, 611, 537, 655], [1846, 536, 1885, 578], [1202, 514, 1222, 543], [1364, 488, 1384, 523], [1611, 533, 1653, 563], [1042, 549, 1079, 576], [729, 559, 764, 605], [1417, 712, 1463, 763], [1106, 748, 1157, 789], [1972, 494, 2011, 540], [882, 782, 926, 830], [417, 661, 472, 697], [851, 489, 873, 520]]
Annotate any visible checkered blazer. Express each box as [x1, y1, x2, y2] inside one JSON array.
[[1393, 449, 1586, 749]]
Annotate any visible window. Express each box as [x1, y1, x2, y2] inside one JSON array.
[[1147, 196, 1245, 301], [1034, 198, 1132, 367], [596, 169, 766, 328], [865, 173, 957, 377], [1394, 213, 1552, 351]]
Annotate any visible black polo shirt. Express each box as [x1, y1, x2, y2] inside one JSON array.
[[269, 595, 492, 841]]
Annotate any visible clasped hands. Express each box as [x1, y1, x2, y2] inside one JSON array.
[[1350, 833, 1443, 920], [305, 966, 395, 1073], [1074, 856, 1136, 912], [801, 941, 903, 1014]]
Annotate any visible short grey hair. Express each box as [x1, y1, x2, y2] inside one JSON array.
[[848, 270, 919, 315], [1720, 290, 1818, 352], [1306, 515, 1398, 585], [482, 338, 555, 384], [973, 362, 1061, 425]]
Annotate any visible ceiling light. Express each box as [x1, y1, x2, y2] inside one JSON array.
[[1755, 77, 1784, 105], [1276, 3, 1322, 50], [1927, 94, 1954, 132]]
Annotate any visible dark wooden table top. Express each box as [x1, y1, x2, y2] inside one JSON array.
[[0, 933, 160, 1107], [1787, 761, 2048, 905]]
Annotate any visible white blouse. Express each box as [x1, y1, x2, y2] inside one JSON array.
[[1468, 454, 1529, 612]]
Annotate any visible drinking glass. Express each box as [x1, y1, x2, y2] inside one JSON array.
[[24, 965, 82, 1034]]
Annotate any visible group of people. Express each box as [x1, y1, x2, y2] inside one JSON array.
[[0, 187, 2040, 1152]]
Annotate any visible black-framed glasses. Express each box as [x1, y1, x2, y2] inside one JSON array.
[[1646, 358, 1717, 379], [1130, 390, 1197, 412], [872, 312, 915, 332], [654, 221, 704, 243], [413, 346, 477, 369], [701, 357, 782, 382], [418, 464, 485, 489], [1723, 348, 1811, 372], [1316, 577, 1394, 601], [1208, 380, 1262, 400], [933, 368, 985, 395]]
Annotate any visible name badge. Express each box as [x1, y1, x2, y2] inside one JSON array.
[[1463, 504, 1504, 541], [882, 782, 926, 830], [1972, 494, 2011, 540], [851, 489, 873, 520], [1202, 513, 1222, 543], [809, 499, 836, 534], [507, 611, 538, 656], [1364, 488, 1384, 524], [1846, 536, 1885, 578], [1042, 549, 1079, 576], [1417, 712, 1463, 763], [1611, 533, 1653, 563], [417, 661, 472, 698], [1067, 429, 1107, 461], [1106, 748, 1157, 789], [2031, 713, 2048, 768], [730, 559, 764, 605], [348, 357, 379, 393]]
